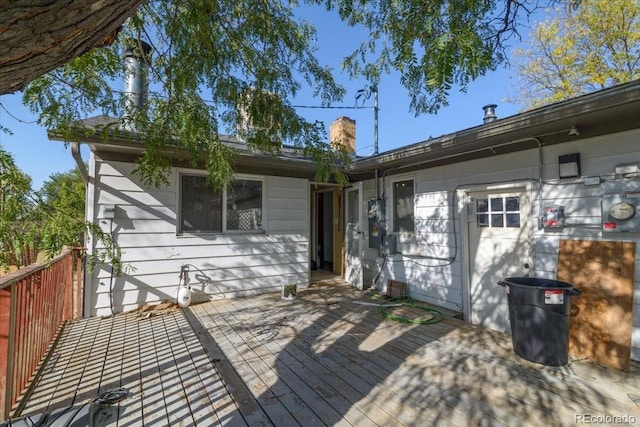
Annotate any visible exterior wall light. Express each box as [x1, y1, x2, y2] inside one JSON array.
[[558, 153, 581, 179]]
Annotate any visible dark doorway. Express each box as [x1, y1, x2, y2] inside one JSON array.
[[315, 191, 334, 272]]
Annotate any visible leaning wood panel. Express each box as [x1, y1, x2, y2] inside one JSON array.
[[557, 239, 635, 371]]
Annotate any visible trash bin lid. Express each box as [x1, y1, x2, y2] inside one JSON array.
[[498, 277, 581, 295]]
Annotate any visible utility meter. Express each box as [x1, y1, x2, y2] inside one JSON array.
[[543, 205, 565, 228], [367, 199, 385, 249], [601, 193, 640, 232]]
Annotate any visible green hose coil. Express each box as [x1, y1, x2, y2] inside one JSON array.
[[379, 296, 445, 324]]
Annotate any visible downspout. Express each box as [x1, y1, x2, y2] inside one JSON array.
[[71, 142, 89, 184], [529, 137, 544, 230], [537, 137, 543, 229], [372, 86, 381, 255], [71, 141, 88, 318], [374, 168, 380, 253]]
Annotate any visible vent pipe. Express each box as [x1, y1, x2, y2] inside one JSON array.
[[122, 39, 151, 130], [482, 104, 497, 124]]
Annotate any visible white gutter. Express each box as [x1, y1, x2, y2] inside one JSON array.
[[350, 78, 640, 172]]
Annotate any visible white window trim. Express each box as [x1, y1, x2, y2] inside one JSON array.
[[389, 175, 416, 234], [177, 170, 266, 235], [475, 194, 522, 228]]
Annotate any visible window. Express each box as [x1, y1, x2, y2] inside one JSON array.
[[393, 179, 415, 232], [476, 196, 520, 228], [180, 175, 223, 232], [226, 179, 263, 231], [180, 174, 263, 233]]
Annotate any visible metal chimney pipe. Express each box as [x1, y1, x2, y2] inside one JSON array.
[[482, 104, 497, 124], [122, 39, 151, 130]]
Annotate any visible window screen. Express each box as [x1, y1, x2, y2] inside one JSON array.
[[393, 180, 415, 232], [226, 179, 263, 230], [180, 175, 222, 233], [180, 175, 263, 233]]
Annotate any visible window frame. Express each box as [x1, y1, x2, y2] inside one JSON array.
[[178, 170, 266, 235], [390, 176, 416, 233], [476, 195, 521, 229]]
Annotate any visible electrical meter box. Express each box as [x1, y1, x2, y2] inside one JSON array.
[[543, 205, 565, 228], [601, 193, 640, 232], [367, 199, 385, 249]]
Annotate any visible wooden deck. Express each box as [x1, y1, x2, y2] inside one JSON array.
[[4, 280, 640, 426]]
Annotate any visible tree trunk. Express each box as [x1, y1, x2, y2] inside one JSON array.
[[0, 0, 142, 95]]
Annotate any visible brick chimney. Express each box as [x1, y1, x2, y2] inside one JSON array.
[[330, 116, 356, 154]]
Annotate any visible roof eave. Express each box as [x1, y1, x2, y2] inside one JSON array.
[[47, 122, 328, 177], [349, 79, 640, 173]]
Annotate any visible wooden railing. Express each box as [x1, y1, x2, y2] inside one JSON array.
[[0, 249, 83, 420]]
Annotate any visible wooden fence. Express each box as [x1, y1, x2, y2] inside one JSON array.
[[0, 249, 83, 420]]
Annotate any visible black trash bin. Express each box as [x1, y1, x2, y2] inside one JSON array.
[[497, 277, 582, 366]]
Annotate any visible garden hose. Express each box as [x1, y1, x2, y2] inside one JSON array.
[[379, 296, 445, 325]]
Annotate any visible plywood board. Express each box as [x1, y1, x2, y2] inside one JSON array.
[[557, 239, 635, 371]]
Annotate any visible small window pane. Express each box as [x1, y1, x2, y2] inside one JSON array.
[[476, 199, 488, 213], [505, 197, 520, 212], [227, 179, 263, 230], [181, 175, 222, 233], [477, 214, 489, 227], [491, 213, 504, 227], [490, 198, 504, 212], [506, 213, 520, 228], [393, 180, 415, 232]]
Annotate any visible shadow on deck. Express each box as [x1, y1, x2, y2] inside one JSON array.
[[3, 280, 640, 426]]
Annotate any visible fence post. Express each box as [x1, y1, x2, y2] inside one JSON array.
[[2, 284, 17, 420], [63, 253, 72, 321], [0, 284, 11, 420]]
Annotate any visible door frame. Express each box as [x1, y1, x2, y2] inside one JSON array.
[[460, 181, 534, 323], [310, 183, 344, 277], [344, 182, 364, 289]]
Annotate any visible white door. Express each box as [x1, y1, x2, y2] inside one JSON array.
[[345, 184, 363, 289], [467, 189, 531, 333]]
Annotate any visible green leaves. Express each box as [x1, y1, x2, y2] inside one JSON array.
[[0, 159, 89, 269], [0, 153, 129, 276], [20, 0, 548, 188], [513, 0, 640, 109], [24, 0, 348, 190], [34, 169, 88, 260], [324, 0, 504, 114], [0, 144, 35, 268]]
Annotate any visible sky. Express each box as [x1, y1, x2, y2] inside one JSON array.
[[0, 4, 526, 191]]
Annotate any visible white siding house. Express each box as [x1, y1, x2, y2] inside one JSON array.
[[74, 130, 316, 317], [55, 79, 640, 368], [348, 80, 640, 365]]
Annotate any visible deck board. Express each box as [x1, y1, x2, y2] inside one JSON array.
[[211, 294, 402, 427], [218, 304, 379, 426], [198, 302, 303, 426], [143, 314, 179, 426], [5, 279, 640, 427], [208, 297, 355, 427], [159, 316, 197, 427], [117, 314, 143, 427]]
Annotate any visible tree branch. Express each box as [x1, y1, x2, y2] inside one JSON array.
[[0, 0, 143, 94]]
